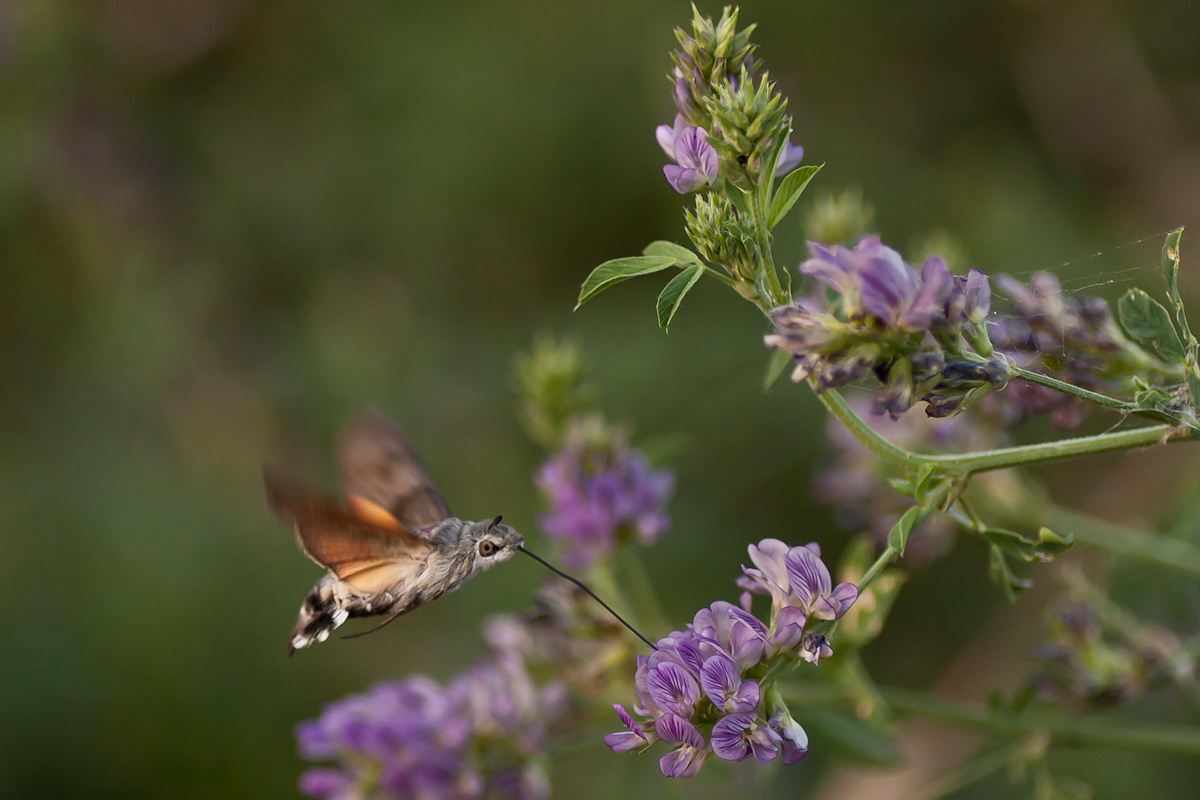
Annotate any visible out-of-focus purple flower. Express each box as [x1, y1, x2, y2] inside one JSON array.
[[536, 428, 673, 569], [711, 712, 782, 763], [1024, 599, 1191, 709], [656, 114, 719, 193], [655, 714, 709, 778], [298, 769, 351, 800], [489, 765, 550, 800], [775, 138, 804, 176], [297, 645, 564, 800], [812, 394, 990, 564], [988, 271, 1175, 429]]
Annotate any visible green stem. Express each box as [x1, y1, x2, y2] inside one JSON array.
[[1012, 367, 1175, 424], [1011, 367, 1140, 414], [746, 186, 786, 306], [858, 546, 900, 592], [816, 386, 1193, 475], [879, 687, 1200, 756]]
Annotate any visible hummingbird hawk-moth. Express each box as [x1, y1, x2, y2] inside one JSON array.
[[265, 409, 526, 654], [266, 409, 655, 655]]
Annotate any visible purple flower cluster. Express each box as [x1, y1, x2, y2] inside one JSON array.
[[766, 237, 1004, 418], [535, 432, 673, 569], [296, 652, 562, 800], [1025, 600, 1190, 708], [605, 539, 857, 778], [991, 272, 1168, 428]]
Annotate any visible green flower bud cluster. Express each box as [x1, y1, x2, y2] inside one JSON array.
[[685, 194, 756, 284], [702, 69, 789, 189], [671, 5, 758, 129]]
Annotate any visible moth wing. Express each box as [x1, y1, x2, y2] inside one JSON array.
[[264, 472, 436, 593], [337, 409, 451, 531]]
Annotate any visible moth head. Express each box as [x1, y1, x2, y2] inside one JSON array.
[[472, 515, 523, 567]]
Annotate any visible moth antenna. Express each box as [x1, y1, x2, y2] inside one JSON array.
[[516, 545, 656, 650], [487, 515, 503, 531]]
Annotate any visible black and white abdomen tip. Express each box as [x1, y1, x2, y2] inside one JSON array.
[[288, 583, 351, 655]]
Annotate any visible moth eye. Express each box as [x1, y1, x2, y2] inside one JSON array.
[[478, 540, 498, 557]]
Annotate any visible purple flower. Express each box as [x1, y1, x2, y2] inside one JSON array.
[[767, 238, 1005, 417], [775, 138, 805, 176], [737, 538, 793, 611], [604, 704, 655, 753], [699, 653, 761, 713], [989, 271, 1162, 429], [654, 632, 706, 677], [769, 605, 807, 653], [536, 432, 673, 569], [298, 769, 351, 800], [692, 600, 768, 669], [296, 648, 563, 800], [711, 713, 781, 763], [957, 268, 991, 324], [655, 714, 709, 778], [800, 634, 833, 665], [646, 661, 701, 717], [739, 539, 859, 623], [768, 711, 809, 765], [801, 238, 952, 331], [606, 538, 851, 777], [656, 114, 719, 193], [785, 543, 859, 621]]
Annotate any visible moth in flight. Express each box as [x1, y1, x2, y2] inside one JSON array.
[[265, 409, 654, 655]]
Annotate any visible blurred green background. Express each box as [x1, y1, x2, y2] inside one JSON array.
[[3, 0, 1200, 797]]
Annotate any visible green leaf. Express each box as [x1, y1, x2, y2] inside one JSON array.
[[1118, 288, 1186, 363], [642, 240, 702, 266], [799, 707, 901, 768], [575, 256, 676, 310], [980, 526, 1073, 563], [1189, 370, 1200, 412], [1133, 376, 1174, 411], [912, 464, 938, 506], [756, 130, 788, 210], [1162, 227, 1184, 301], [656, 265, 704, 331], [767, 164, 822, 229], [987, 546, 1032, 602], [887, 506, 924, 556], [763, 348, 793, 392]]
